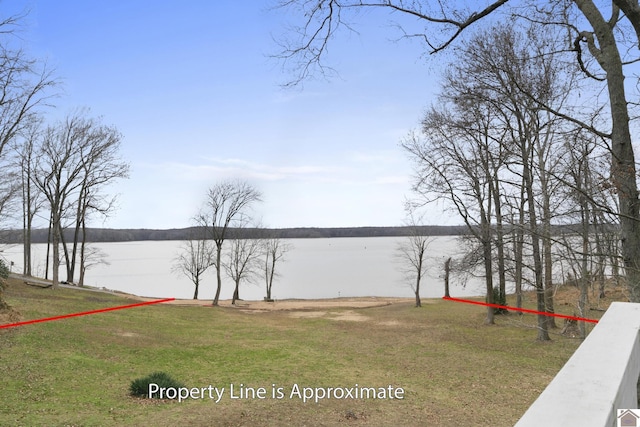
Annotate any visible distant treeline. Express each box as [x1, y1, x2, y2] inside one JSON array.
[[0, 225, 471, 243], [0, 223, 616, 244]]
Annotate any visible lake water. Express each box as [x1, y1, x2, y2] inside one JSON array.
[[0, 236, 486, 300]]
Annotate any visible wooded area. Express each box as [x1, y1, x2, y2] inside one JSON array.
[[277, 0, 640, 340], [0, 224, 470, 243]]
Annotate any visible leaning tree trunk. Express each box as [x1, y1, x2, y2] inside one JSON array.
[[232, 280, 240, 305], [575, 0, 640, 302]]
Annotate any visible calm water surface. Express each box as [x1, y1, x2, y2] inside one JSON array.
[[1, 236, 486, 300]]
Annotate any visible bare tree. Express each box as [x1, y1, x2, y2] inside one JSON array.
[[15, 119, 44, 277], [402, 23, 576, 337], [198, 180, 261, 306], [403, 102, 503, 324], [557, 129, 620, 336], [396, 209, 431, 308], [65, 112, 129, 284], [0, 14, 57, 163], [172, 234, 215, 300], [0, 10, 57, 304], [33, 112, 127, 288], [225, 230, 263, 305], [33, 119, 85, 288], [263, 235, 292, 301], [274, 0, 509, 85], [0, 155, 19, 224], [78, 245, 108, 287]]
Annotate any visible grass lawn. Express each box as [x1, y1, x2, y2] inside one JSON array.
[[0, 278, 612, 426]]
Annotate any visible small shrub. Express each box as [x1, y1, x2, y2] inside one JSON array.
[[0, 259, 9, 291], [129, 372, 186, 398], [491, 286, 508, 314], [0, 259, 9, 310]]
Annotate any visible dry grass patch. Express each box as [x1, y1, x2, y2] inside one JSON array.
[[288, 310, 327, 318]]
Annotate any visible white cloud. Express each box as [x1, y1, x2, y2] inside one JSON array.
[[372, 175, 409, 185], [117, 153, 413, 228], [147, 157, 346, 183]]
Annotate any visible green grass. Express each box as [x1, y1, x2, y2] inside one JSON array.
[[0, 279, 601, 426]]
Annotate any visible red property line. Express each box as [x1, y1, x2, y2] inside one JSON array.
[[0, 298, 175, 330], [442, 296, 599, 324]]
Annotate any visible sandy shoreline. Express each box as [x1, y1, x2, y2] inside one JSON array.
[[10, 274, 416, 311], [131, 295, 415, 311]]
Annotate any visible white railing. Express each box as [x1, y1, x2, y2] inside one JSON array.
[[515, 302, 640, 427]]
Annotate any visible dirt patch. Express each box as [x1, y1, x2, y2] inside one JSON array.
[[287, 310, 371, 322], [118, 332, 140, 338], [288, 311, 327, 318], [327, 310, 369, 322], [377, 320, 401, 326], [148, 297, 411, 311]]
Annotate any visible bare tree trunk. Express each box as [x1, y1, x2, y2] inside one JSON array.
[[482, 217, 495, 325], [579, 185, 590, 339], [213, 244, 222, 306], [51, 210, 60, 289], [522, 141, 550, 340], [232, 279, 240, 305], [444, 257, 451, 298], [68, 194, 84, 283], [491, 173, 507, 313], [575, 0, 640, 302], [60, 223, 73, 283], [580, 219, 590, 339], [610, 236, 621, 287], [483, 239, 495, 325], [45, 210, 52, 280], [22, 191, 31, 276], [266, 250, 276, 301], [512, 182, 526, 313], [543, 212, 556, 328], [514, 198, 525, 312], [78, 255, 85, 287], [415, 258, 422, 307], [23, 223, 31, 276], [78, 217, 86, 287], [69, 186, 91, 284], [593, 211, 607, 300], [21, 161, 33, 277]]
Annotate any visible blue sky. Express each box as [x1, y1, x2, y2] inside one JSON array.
[[5, 0, 446, 229]]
